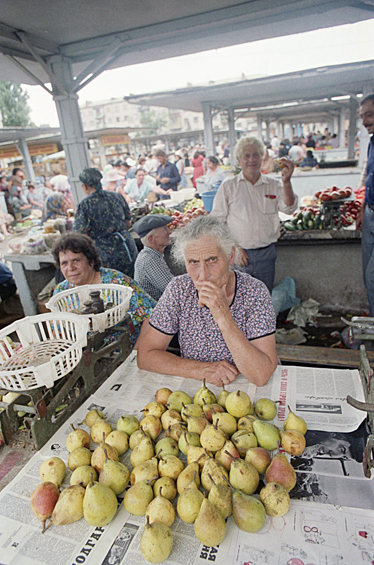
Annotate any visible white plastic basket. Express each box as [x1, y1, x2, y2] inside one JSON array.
[[170, 188, 196, 202], [0, 312, 89, 391], [46, 284, 133, 333]]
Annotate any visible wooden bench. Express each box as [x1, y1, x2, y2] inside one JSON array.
[[276, 344, 374, 368]]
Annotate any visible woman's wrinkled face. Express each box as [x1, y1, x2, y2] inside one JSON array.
[[184, 235, 234, 289], [136, 170, 145, 184], [59, 250, 94, 286]]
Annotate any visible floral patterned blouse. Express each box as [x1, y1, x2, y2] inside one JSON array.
[[54, 267, 156, 348]]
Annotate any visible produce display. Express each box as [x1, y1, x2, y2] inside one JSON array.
[[183, 197, 204, 212], [169, 207, 207, 230], [30, 381, 308, 563], [314, 186, 352, 201]]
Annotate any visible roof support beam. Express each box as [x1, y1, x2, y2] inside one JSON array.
[[71, 38, 122, 93], [5, 54, 52, 95]]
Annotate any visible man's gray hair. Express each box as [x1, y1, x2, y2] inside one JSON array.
[[235, 136, 265, 162], [171, 215, 237, 265]]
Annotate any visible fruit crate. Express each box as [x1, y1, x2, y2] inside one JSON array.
[[0, 312, 89, 391], [46, 284, 133, 333]]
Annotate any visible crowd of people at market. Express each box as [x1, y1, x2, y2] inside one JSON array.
[[1, 93, 373, 387]]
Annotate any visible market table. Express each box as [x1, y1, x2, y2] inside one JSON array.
[[0, 353, 372, 565]]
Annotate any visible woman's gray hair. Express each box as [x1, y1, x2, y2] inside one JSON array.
[[235, 136, 265, 162], [171, 215, 237, 266]]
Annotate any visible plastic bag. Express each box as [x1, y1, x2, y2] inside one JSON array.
[[271, 277, 300, 317]]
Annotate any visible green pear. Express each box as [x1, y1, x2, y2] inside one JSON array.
[[80, 408, 105, 428], [153, 477, 177, 501], [186, 415, 208, 435], [193, 379, 216, 407], [252, 420, 280, 451], [166, 391, 192, 412], [232, 488, 266, 533], [124, 478, 155, 516], [179, 431, 201, 456], [181, 402, 203, 422], [265, 453, 296, 492], [116, 414, 139, 436], [139, 415, 162, 440], [245, 447, 272, 474], [186, 445, 211, 471], [105, 430, 129, 455], [40, 457, 66, 487], [90, 419, 113, 443], [91, 437, 118, 474], [146, 487, 175, 527], [201, 455, 228, 492], [161, 409, 182, 430], [231, 430, 258, 457], [208, 474, 233, 519], [66, 424, 91, 452], [215, 440, 240, 471], [130, 434, 154, 467], [30, 481, 60, 532], [129, 427, 149, 450], [202, 400, 225, 422], [130, 457, 159, 485], [225, 390, 254, 418], [229, 457, 259, 495], [155, 437, 179, 458], [158, 455, 184, 480], [155, 387, 172, 405], [177, 473, 204, 523], [255, 398, 278, 420], [99, 455, 130, 495], [68, 447, 92, 472], [280, 430, 306, 455], [212, 411, 237, 437], [165, 422, 187, 441], [284, 405, 307, 435], [83, 475, 118, 526], [177, 462, 200, 494], [200, 422, 227, 452], [70, 465, 97, 487], [217, 384, 230, 408], [142, 401, 166, 418], [260, 482, 290, 517], [194, 498, 226, 547], [237, 414, 257, 432], [48, 485, 85, 527], [140, 516, 173, 563]]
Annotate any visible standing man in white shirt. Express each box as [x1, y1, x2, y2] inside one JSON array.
[[211, 136, 297, 291]]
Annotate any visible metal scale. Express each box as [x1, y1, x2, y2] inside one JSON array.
[[320, 200, 344, 229], [0, 317, 132, 450]]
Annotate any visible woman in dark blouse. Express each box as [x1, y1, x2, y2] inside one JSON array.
[[74, 167, 138, 278]]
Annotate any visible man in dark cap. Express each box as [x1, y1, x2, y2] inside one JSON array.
[[132, 214, 173, 300]]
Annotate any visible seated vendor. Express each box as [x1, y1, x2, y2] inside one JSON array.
[[124, 168, 172, 204], [51, 233, 156, 349], [137, 215, 277, 387]]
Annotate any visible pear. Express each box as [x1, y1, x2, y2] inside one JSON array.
[[260, 482, 290, 517], [231, 486, 266, 533], [225, 390, 253, 418], [181, 402, 203, 422], [167, 390, 192, 412], [155, 387, 172, 405], [146, 487, 175, 527], [245, 447, 272, 474], [155, 437, 179, 458], [80, 408, 105, 428], [130, 434, 154, 467], [130, 457, 159, 485], [280, 430, 306, 456], [187, 445, 211, 471], [254, 398, 278, 420], [208, 474, 233, 519], [116, 414, 139, 436], [177, 472, 204, 523], [105, 430, 129, 455], [91, 419, 113, 443], [229, 456, 259, 495], [201, 455, 229, 492], [66, 424, 91, 452], [177, 462, 200, 494], [284, 405, 307, 435], [237, 414, 257, 432], [91, 435, 119, 474], [215, 440, 240, 471], [124, 478, 155, 516], [202, 400, 225, 422], [140, 516, 173, 563], [99, 453, 130, 495], [129, 427, 149, 450], [200, 422, 227, 452], [142, 401, 166, 418], [158, 454, 184, 480], [179, 431, 201, 456], [47, 485, 85, 527], [40, 457, 66, 487], [252, 420, 280, 451], [139, 415, 162, 440], [212, 411, 237, 436], [153, 477, 177, 501], [265, 452, 296, 492], [30, 481, 60, 532], [68, 447, 92, 471], [231, 430, 258, 457], [165, 422, 187, 442], [194, 498, 226, 547], [83, 474, 118, 526], [161, 409, 182, 430], [217, 384, 230, 408], [193, 379, 216, 407], [70, 465, 97, 487], [186, 415, 208, 435]]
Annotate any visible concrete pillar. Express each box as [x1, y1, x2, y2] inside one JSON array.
[[202, 103, 214, 157], [256, 115, 262, 139], [19, 137, 36, 183], [339, 108, 346, 149], [227, 107, 236, 164], [97, 137, 107, 170], [49, 56, 89, 205], [347, 96, 358, 160]]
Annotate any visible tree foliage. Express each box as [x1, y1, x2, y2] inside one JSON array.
[[139, 108, 167, 134], [0, 82, 33, 127]]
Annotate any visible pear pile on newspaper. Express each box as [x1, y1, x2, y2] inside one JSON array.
[[30, 383, 307, 563]]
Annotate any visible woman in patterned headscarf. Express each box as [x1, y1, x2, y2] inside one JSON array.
[[74, 167, 138, 278]]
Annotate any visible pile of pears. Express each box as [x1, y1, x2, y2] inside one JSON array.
[[30, 384, 308, 564]]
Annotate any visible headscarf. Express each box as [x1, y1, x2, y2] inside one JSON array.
[[79, 168, 104, 195]]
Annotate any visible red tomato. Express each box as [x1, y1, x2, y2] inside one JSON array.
[[330, 191, 341, 200], [320, 193, 331, 201]]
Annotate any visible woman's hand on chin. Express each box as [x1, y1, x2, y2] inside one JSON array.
[[192, 360, 238, 387]]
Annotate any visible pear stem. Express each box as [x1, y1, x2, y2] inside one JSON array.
[[70, 423, 76, 431], [224, 450, 235, 460], [222, 474, 234, 491], [207, 473, 216, 487]]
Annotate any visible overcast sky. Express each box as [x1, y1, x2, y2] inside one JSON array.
[[24, 18, 374, 127]]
